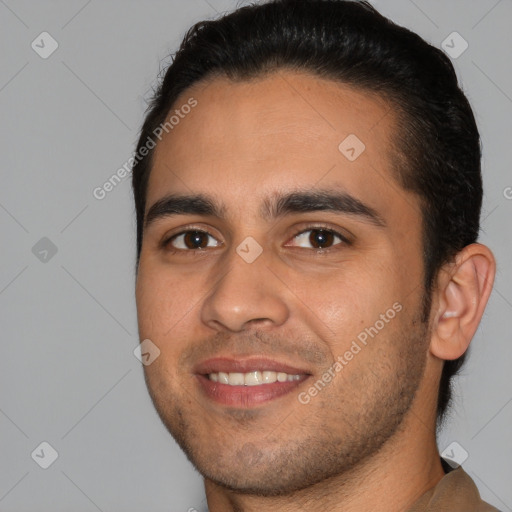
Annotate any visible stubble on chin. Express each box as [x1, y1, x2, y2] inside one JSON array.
[[143, 310, 431, 497]]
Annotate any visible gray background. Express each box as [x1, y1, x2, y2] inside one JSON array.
[[1, 0, 511, 510]]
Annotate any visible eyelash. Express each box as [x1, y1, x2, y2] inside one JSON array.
[[161, 224, 350, 254]]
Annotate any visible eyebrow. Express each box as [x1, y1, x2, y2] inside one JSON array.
[[144, 189, 386, 230]]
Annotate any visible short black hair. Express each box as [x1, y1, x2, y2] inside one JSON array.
[[132, 0, 482, 425]]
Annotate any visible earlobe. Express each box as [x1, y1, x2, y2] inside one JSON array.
[[430, 243, 495, 361]]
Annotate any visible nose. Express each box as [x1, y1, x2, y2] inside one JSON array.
[[200, 241, 289, 332]]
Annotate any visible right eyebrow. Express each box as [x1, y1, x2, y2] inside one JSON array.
[[144, 194, 226, 230]]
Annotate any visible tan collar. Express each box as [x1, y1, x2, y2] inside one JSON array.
[[407, 466, 500, 511]]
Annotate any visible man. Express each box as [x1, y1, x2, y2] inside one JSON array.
[[131, 1, 497, 510]]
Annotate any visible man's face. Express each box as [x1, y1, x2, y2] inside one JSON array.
[[135, 71, 431, 495]]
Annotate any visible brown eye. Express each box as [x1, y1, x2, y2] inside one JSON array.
[[290, 228, 346, 250], [167, 230, 220, 251], [308, 229, 335, 249]]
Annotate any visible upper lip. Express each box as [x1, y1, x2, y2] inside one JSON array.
[[194, 356, 311, 375]]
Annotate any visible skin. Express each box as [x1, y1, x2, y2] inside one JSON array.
[[135, 70, 495, 511]]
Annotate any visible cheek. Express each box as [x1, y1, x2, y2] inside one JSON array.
[[307, 264, 409, 360], [136, 269, 194, 388], [301, 264, 394, 327], [135, 263, 198, 342]]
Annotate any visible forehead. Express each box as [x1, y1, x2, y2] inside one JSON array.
[[147, 70, 410, 223]]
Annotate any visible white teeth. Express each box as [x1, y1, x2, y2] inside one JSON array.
[[262, 371, 277, 383], [244, 371, 262, 386], [208, 370, 302, 386], [229, 372, 245, 386]]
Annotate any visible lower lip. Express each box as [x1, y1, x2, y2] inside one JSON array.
[[196, 374, 309, 407]]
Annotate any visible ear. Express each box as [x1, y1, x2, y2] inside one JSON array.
[[430, 243, 496, 360]]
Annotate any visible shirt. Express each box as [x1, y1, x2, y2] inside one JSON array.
[[408, 459, 500, 512]]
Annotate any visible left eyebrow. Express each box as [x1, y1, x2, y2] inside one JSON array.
[[261, 189, 386, 227], [144, 188, 386, 230]]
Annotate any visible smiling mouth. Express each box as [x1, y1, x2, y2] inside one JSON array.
[[208, 370, 303, 386], [194, 357, 312, 407]]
